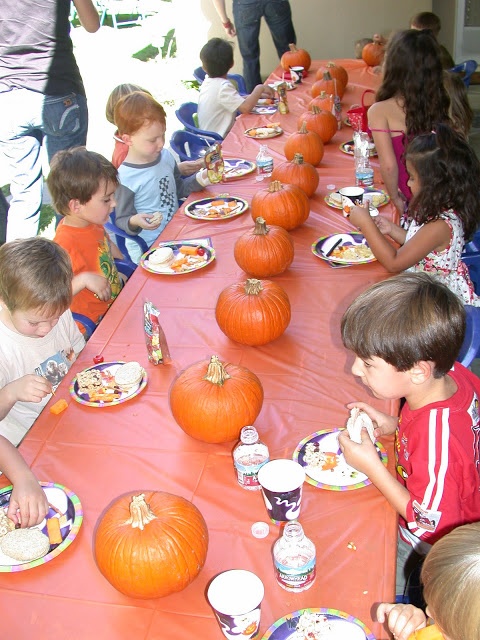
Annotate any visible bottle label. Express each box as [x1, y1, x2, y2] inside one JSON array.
[[234, 458, 268, 489], [274, 557, 316, 591], [257, 158, 273, 176], [355, 169, 374, 188]]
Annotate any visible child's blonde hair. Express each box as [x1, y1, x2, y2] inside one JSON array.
[[114, 91, 166, 137], [0, 237, 73, 314], [47, 147, 118, 216], [422, 522, 480, 640], [105, 83, 151, 124]]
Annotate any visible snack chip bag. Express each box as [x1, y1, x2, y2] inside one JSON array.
[[205, 143, 224, 183], [144, 301, 171, 365]]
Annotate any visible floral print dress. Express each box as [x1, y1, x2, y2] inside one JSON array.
[[405, 209, 480, 306]]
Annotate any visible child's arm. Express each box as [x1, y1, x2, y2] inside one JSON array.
[[0, 376, 53, 421], [376, 603, 427, 640], [0, 436, 49, 527], [178, 158, 205, 176], [374, 215, 407, 245], [72, 273, 112, 302], [338, 428, 410, 518], [237, 84, 276, 114], [114, 185, 161, 233], [349, 207, 451, 273], [72, 0, 100, 32], [346, 401, 398, 437]]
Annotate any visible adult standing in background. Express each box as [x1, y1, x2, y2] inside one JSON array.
[[212, 0, 296, 93], [0, 0, 100, 242]]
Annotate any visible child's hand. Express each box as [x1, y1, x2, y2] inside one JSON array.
[[338, 427, 381, 476], [7, 375, 52, 404], [130, 213, 163, 230], [7, 474, 49, 528], [348, 204, 370, 228], [81, 273, 112, 301], [376, 603, 427, 640], [261, 84, 276, 99], [346, 401, 398, 438], [178, 158, 204, 176], [374, 215, 394, 235]]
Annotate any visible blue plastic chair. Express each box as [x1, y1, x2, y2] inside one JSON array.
[[458, 305, 480, 367], [72, 258, 136, 339], [450, 60, 478, 88], [461, 251, 480, 295], [104, 209, 149, 265], [170, 130, 218, 162], [193, 67, 248, 95], [175, 102, 223, 140], [462, 229, 480, 255]]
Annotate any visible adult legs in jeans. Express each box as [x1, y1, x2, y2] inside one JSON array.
[[233, 0, 296, 92], [0, 89, 87, 241]]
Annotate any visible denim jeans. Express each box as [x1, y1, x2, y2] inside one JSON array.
[[0, 88, 88, 241], [232, 0, 296, 92]]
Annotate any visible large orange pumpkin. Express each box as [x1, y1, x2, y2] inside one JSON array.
[[311, 71, 345, 100], [284, 121, 324, 166], [271, 153, 319, 197], [308, 91, 334, 112], [280, 43, 311, 72], [251, 180, 310, 230], [94, 492, 208, 599], [216, 279, 291, 346], [298, 107, 338, 144], [234, 217, 294, 278], [362, 37, 385, 67], [317, 62, 348, 91], [169, 355, 263, 443]]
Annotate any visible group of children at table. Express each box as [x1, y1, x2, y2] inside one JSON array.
[[1, 12, 480, 639]]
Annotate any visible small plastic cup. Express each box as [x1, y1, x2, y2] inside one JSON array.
[[207, 570, 264, 639], [339, 187, 364, 217], [257, 459, 305, 524]]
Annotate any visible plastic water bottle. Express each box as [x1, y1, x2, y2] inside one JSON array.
[[355, 158, 374, 188], [256, 145, 273, 181], [233, 425, 269, 490], [273, 521, 316, 592]]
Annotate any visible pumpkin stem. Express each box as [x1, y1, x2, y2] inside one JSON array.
[[288, 43, 297, 52], [322, 71, 332, 81], [268, 180, 284, 193], [293, 153, 304, 165], [253, 217, 269, 235], [311, 105, 323, 114], [244, 279, 263, 295], [204, 355, 231, 385], [124, 494, 157, 531], [299, 121, 309, 134]]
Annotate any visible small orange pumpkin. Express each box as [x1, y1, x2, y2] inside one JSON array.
[[298, 107, 338, 144], [271, 153, 319, 197], [94, 492, 208, 599], [234, 217, 294, 278], [312, 71, 345, 100], [280, 43, 311, 72], [362, 36, 385, 67], [317, 61, 348, 90], [308, 91, 334, 112], [169, 355, 263, 443], [216, 278, 291, 346], [284, 121, 324, 166], [251, 180, 310, 230]]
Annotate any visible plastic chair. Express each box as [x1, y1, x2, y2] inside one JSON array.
[[458, 305, 480, 367], [175, 102, 223, 140], [193, 67, 247, 95], [450, 60, 478, 89], [104, 209, 149, 265], [170, 130, 218, 162], [462, 229, 480, 254], [461, 251, 480, 295]]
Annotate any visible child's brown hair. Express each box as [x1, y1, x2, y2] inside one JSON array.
[[47, 147, 118, 216], [0, 237, 73, 314], [410, 11, 442, 37], [114, 91, 166, 137]]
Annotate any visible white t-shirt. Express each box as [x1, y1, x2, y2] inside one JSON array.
[[0, 309, 85, 445], [197, 76, 244, 138]]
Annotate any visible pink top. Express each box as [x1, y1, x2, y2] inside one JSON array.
[[371, 128, 412, 202]]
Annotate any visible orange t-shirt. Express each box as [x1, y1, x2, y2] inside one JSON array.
[[54, 222, 121, 324]]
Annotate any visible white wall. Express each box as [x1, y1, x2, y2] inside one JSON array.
[[176, 0, 431, 79]]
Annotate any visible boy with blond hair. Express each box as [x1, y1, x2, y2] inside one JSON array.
[[0, 237, 85, 446], [338, 272, 480, 598], [113, 91, 211, 263], [48, 147, 123, 328]]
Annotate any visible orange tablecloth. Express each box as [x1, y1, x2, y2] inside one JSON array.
[[0, 60, 398, 639]]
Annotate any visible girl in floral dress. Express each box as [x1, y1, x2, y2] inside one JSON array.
[[349, 123, 480, 305]]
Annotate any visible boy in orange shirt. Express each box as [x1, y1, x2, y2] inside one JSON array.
[[48, 147, 123, 328]]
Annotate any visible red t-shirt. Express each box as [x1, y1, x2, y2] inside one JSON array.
[[54, 222, 121, 325], [398, 362, 480, 550]]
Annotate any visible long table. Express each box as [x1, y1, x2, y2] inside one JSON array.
[[0, 60, 398, 639]]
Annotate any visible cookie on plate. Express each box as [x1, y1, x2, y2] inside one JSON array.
[[1, 528, 50, 562]]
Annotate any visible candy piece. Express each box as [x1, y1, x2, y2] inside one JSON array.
[[49, 399, 68, 415], [47, 517, 63, 545]]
